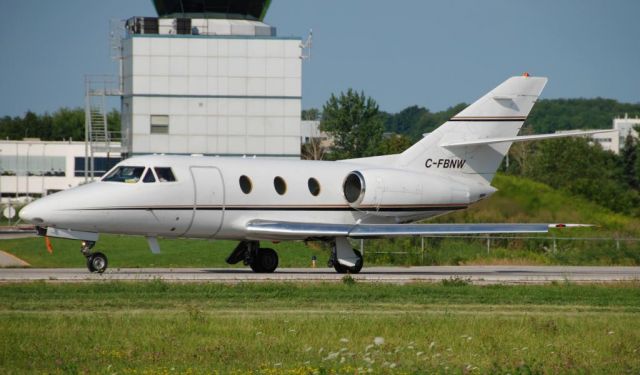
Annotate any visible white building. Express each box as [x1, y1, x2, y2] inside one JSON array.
[[613, 114, 640, 147], [120, 17, 302, 158], [588, 114, 640, 154], [0, 140, 120, 199], [590, 130, 620, 154], [300, 120, 331, 147]]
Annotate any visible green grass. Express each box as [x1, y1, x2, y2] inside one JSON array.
[[0, 235, 324, 268], [0, 282, 639, 374]]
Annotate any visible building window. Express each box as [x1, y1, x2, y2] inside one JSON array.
[[150, 115, 169, 134], [239, 175, 252, 194], [273, 176, 287, 195], [1, 155, 66, 177], [308, 178, 321, 196], [74, 157, 121, 177]]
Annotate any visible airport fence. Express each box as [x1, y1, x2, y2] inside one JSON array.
[[358, 235, 640, 266]]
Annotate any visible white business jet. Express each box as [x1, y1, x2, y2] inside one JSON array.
[[20, 75, 603, 274]]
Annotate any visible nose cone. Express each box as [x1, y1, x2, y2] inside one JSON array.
[[19, 200, 46, 225]]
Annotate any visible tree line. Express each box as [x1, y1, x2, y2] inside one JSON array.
[[0, 108, 120, 142]]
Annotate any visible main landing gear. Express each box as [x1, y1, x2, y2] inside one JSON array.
[[81, 241, 108, 273], [226, 240, 279, 273], [328, 237, 363, 274], [226, 237, 363, 274]]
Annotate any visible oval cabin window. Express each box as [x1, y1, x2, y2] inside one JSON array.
[[308, 178, 321, 196], [239, 175, 252, 194], [274, 176, 287, 195]]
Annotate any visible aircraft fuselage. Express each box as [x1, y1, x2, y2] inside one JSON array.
[[21, 154, 490, 241]]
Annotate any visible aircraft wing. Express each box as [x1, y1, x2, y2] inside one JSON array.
[[245, 220, 588, 240]]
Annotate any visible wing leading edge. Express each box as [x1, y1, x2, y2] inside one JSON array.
[[245, 220, 589, 240]]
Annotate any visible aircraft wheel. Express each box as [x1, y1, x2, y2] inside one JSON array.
[[250, 248, 278, 273], [333, 249, 363, 274], [87, 252, 108, 274]]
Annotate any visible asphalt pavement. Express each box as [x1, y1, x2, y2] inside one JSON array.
[[0, 266, 638, 284]]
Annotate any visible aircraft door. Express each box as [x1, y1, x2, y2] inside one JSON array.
[[187, 166, 225, 238]]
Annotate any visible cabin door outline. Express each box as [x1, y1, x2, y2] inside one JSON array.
[[187, 166, 225, 237]]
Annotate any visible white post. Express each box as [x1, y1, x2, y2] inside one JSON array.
[[421, 237, 425, 264], [486, 235, 490, 254]]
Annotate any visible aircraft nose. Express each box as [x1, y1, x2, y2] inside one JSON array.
[[19, 200, 46, 225]]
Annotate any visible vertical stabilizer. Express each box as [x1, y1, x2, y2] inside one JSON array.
[[396, 75, 547, 183]]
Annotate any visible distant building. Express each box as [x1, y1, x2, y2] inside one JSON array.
[[0, 140, 120, 200], [589, 130, 620, 154], [613, 114, 640, 148], [561, 114, 640, 155], [300, 120, 332, 148]]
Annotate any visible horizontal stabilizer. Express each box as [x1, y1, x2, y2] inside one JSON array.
[[440, 130, 612, 148], [246, 220, 590, 240]]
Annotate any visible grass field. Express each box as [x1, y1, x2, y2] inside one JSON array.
[[0, 235, 322, 269], [0, 281, 639, 374]]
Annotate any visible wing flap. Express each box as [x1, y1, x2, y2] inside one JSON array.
[[245, 220, 588, 240]]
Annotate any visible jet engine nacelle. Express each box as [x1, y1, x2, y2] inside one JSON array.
[[342, 168, 494, 216]]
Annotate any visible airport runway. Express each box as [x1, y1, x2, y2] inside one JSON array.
[[0, 266, 639, 284]]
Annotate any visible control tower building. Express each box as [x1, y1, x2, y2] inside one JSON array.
[[120, 0, 302, 158]]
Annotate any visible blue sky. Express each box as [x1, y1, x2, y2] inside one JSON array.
[[1, 0, 639, 117]]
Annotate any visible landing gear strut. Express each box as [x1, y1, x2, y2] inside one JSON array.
[[328, 237, 363, 274], [226, 240, 279, 273], [81, 241, 108, 273]]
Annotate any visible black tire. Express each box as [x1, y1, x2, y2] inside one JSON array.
[[86, 255, 96, 273], [88, 252, 108, 274], [333, 262, 349, 274], [250, 248, 278, 273], [249, 258, 263, 273], [333, 249, 363, 274]]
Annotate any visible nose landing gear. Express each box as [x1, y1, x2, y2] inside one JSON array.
[[81, 241, 108, 273]]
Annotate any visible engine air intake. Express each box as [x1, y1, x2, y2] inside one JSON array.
[[343, 171, 365, 205]]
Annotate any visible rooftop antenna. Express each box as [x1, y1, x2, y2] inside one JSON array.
[[301, 29, 313, 61]]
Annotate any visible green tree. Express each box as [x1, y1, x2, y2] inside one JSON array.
[[526, 98, 640, 134], [621, 133, 639, 189], [384, 105, 429, 135], [51, 108, 85, 141], [383, 103, 468, 142], [525, 138, 640, 215], [301, 108, 320, 121], [320, 89, 384, 160], [0, 108, 121, 141], [379, 133, 413, 155]]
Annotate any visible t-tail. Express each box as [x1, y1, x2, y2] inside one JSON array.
[[396, 75, 548, 183]]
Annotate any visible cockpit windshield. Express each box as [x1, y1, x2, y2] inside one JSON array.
[[102, 166, 145, 183]]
